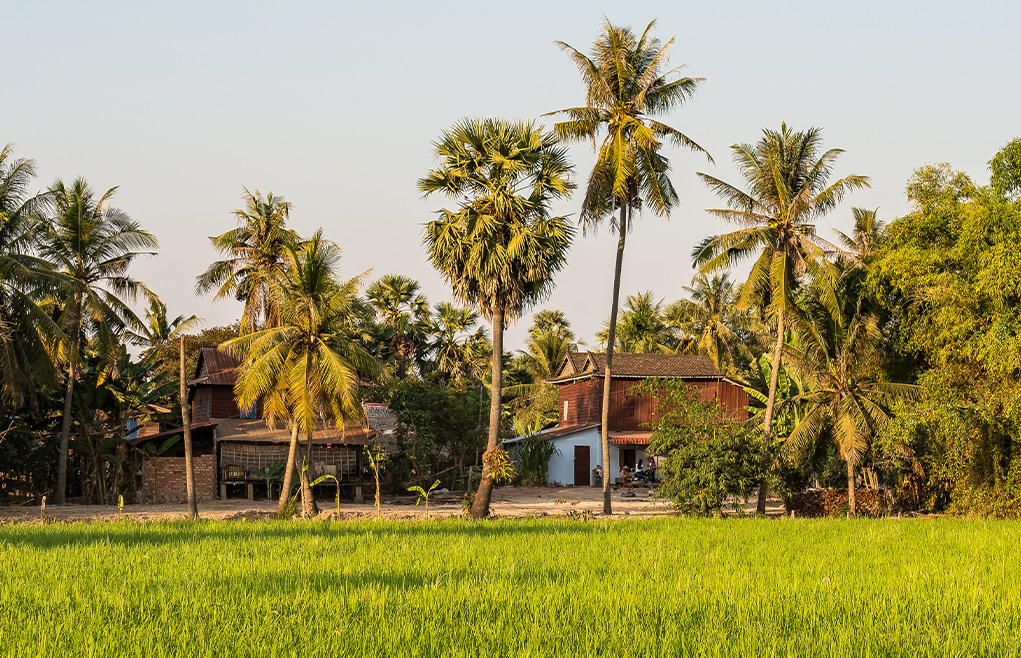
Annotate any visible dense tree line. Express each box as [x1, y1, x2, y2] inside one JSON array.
[[1, 19, 1019, 518]]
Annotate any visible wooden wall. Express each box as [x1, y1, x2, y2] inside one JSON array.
[[192, 385, 261, 420], [557, 377, 749, 431]]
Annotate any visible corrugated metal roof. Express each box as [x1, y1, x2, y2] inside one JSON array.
[[189, 347, 240, 387], [213, 418, 375, 446], [126, 422, 218, 446], [549, 352, 723, 383], [501, 423, 600, 445]]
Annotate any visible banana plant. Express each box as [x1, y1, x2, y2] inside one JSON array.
[[307, 460, 341, 519], [407, 479, 441, 518]]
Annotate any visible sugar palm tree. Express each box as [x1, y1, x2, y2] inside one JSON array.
[[548, 19, 711, 514], [664, 273, 751, 373], [195, 188, 298, 333], [521, 310, 577, 380], [692, 123, 869, 512], [783, 274, 921, 515], [38, 178, 157, 504], [365, 274, 431, 379], [420, 118, 575, 519], [428, 301, 489, 383], [222, 230, 376, 516], [0, 144, 58, 407]]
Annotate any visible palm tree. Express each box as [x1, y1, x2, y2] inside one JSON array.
[[0, 144, 57, 407], [38, 178, 157, 504], [783, 275, 921, 515], [664, 273, 751, 372], [222, 230, 376, 516], [125, 297, 201, 358], [365, 274, 431, 379], [548, 20, 711, 514], [596, 291, 670, 353], [521, 310, 577, 381], [428, 301, 489, 383], [692, 123, 869, 513], [835, 207, 885, 263], [420, 118, 575, 519], [195, 188, 298, 334]]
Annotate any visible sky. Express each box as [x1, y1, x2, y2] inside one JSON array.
[[4, 1, 1019, 351]]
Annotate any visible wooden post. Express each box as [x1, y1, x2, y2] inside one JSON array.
[[181, 336, 198, 519]]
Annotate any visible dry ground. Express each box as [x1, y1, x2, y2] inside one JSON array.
[[0, 486, 785, 523]]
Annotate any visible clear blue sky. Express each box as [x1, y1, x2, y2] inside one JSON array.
[[4, 1, 1019, 350]]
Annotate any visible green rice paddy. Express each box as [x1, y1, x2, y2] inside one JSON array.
[[0, 517, 1018, 657]]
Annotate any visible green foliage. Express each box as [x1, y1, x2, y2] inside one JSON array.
[[639, 379, 759, 515], [989, 137, 1021, 200], [509, 418, 560, 486], [407, 479, 441, 517]]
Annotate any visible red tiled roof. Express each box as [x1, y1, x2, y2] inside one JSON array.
[[549, 352, 722, 383]]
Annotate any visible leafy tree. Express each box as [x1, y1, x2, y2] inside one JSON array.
[[693, 123, 868, 512], [420, 118, 574, 518], [640, 378, 759, 516], [195, 188, 299, 333], [989, 137, 1021, 201], [365, 274, 431, 379], [223, 231, 376, 516], [125, 297, 200, 359], [38, 178, 157, 504], [549, 19, 710, 514]]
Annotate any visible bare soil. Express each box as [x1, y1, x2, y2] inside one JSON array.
[[0, 486, 785, 523]]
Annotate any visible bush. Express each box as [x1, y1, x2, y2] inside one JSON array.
[[787, 489, 883, 517]]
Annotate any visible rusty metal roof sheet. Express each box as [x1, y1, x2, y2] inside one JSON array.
[[213, 418, 375, 446]]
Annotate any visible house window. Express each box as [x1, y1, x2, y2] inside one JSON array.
[[562, 400, 570, 423], [623, 396, 636, 418], [204, 394, 212, 419], [240, 400, 258, 419]]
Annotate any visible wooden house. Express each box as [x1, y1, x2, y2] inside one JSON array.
[[130, 347, 374, 502], [504, 352, 748, 487]]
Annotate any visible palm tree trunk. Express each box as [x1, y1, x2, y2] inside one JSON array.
[[847, 458, 856, 517], [277, 422, 300, 514], [757, 307, 785, 514], [600, 206, 628, 516], [469, 304, 504, 519], [179, 337, 198, 518], [301, 431, 319, 518], [55, 358, 75, 505]]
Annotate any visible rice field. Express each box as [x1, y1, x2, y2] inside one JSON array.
[[0, 517, 1018, 657]]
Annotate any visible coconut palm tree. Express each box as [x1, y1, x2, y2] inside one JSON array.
[[783, 274, 921, 515], [596, 291, 670, 353], [428, 301, 489, 384], [365, 274, 431, 379], [835, 207, 885, 263], [548, 20, 711, 513], [222, 230, 376, 516], [0, 144, 58, 407], [195, 188, 298, 334], [419, 118, 575, 519], [664, 273, 751, 373], [692, 123, 869, 513], [38, 178, 157, 504], [125, 297, 201, 358]]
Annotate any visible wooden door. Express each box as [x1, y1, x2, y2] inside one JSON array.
[[574, 445, 590, 486], [622, 449, 636, 470]]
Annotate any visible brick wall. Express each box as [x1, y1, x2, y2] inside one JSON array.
[[142, 453, 217, 503]]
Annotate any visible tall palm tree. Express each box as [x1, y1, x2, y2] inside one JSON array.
[[521, 310, 577, 380], [420, 118, 575, 519], [0, 144, 57, 407], [38, 178, 157, 504], [428, 301, 489, 383], [596, 291, 670, 353], [548, 20, 711, 514], [365, 274, 431, 379], [692, 123, 869, 512], [783, 274, 921, 515], [195, 188, 298, 334], [125, 297, 201, 358], [664, 273, 751, 372], [222, 230, 376, 516]]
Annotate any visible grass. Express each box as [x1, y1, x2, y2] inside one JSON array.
[[0, 517, 1019, 657]]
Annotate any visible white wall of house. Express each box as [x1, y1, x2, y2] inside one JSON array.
[[511, 426, 655, 487]]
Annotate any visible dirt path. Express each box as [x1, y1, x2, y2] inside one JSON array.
[[0, 486, 784, 523]]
